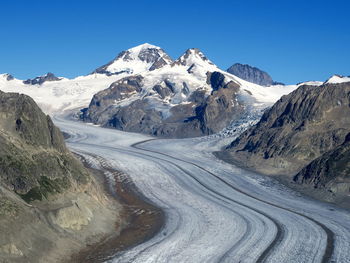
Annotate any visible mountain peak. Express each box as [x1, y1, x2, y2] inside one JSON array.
[[93, 43, 173, 75], [23, 72, 61, 85], [173, 48, 214, 67], [127, 43, 161, 52], [0, 73, 14, 81]]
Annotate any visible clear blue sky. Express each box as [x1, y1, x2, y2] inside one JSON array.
[[1, 0, 349, 84]]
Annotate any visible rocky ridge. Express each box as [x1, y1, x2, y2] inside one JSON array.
[[23, 72, 62, 85]]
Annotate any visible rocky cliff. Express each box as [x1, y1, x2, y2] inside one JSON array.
[[220, 80, 350, 202], [0, 91, 122, 262]]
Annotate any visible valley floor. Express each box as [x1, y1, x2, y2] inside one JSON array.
[[55, 116, 350, 263]]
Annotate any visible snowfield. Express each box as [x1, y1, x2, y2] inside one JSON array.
[[55, 116, 350, 263]]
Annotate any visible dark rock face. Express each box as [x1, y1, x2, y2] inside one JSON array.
[[153, 84, 172, 99], [149, 57, 169, 71], [227, 63, 280, 86], [224, 81, 350, 194], [81, 71, 243, 138], [23, 72, 61, 85], [195, 78, 242, 135], [182, 82, 190, 95], [5, 74, 14, 81], [86, 75, 144, 123], [0, 91, 88, 200], [294, 133, 350, 191], [106, 99, 163, 135], [138, 48, 172, 70], [210, 71, 225, 91]]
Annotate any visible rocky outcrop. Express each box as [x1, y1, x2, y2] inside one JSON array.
[[23, 72, 61, 85], [227, 63, 282, 86], [4, 74, 14, 81], [195, 73, 243, 134], [81, 71, 244, 138], [0, 91, 89, 197], [221, 81, 350, 198]]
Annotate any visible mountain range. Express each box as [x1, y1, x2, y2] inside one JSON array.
[[0, 43, 298, 137]]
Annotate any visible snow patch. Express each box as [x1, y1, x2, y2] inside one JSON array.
[[325, 75, 350, 84]]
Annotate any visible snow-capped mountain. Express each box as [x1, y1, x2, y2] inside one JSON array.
[[0, 43, 315, 137], [79, 45, 298, 137], [0, 43, 297, 116], [92, 43, 173, 75]]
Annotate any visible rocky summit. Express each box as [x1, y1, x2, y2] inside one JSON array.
[[227, 63, 282, 86], [92, 43, 174, 76], [23, 72, 62, 85]]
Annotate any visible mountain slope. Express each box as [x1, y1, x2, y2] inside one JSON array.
[[82, 70, 244, 137], [80, 47, 245, 138], [294, 133, 350, 192], [0, 91, 122, 262], [218, 78, 350, 202], [0, 91, 88, 197]]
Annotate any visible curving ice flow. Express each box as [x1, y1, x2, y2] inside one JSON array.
[[54, 116, 350, 263]]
